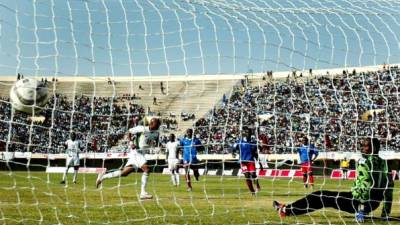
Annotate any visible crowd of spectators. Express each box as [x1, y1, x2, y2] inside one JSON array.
[[0, 94, 145, 153], [1, 66, 399, 155], [193, 66, 400, 154], [161, 117, 178, 131]]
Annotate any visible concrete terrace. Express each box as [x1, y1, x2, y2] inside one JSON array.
[[0, 77, 239, 134]]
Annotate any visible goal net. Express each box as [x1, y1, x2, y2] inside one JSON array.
[[0, 0, 399, 224]]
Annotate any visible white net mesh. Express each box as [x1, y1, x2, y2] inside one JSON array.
[[0, 0, 400, 224]]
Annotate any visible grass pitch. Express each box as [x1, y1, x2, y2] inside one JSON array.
[[0, 171, 398, 225]]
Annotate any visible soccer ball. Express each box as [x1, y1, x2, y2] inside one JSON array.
[[9, 78, 49, 114]]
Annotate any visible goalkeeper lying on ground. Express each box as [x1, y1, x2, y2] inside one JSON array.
[[273, 137, 394, 222]]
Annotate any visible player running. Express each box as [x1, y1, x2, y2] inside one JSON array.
[[234, 127, 261, 195], [61, 133, 82, 184], [96, 118, 160, 200], [273, 137, 394, 222], [180, 128, 203, 191], [165, 133, 180, 186], [298, 137, 318, 188]]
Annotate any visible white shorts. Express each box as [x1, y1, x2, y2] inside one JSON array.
[[168, 159, 179, 171], [66, 156, 80, 167], [125, 152, 147, 169]]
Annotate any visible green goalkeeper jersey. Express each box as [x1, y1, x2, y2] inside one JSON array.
[[351, 154, 391, 203]]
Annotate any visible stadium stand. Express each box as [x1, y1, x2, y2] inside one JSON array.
[[0, 66, 399, 155], [0, 78, 234, 153], [0, 93, 143, 153], [193, 66, 400, 154]]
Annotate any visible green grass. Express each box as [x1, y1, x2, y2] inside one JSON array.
[[0, 171, 398, 225]]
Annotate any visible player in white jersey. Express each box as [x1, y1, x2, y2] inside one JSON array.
[[61, 133, 82, 184], [165, 133, 180, 186], [96, 118, 160, 200]]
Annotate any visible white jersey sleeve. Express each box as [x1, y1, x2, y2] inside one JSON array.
[[129, 126, 147, 134], [129, 125, 159, 151]]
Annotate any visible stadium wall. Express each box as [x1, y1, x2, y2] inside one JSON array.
[[1, 152, 399, 176]]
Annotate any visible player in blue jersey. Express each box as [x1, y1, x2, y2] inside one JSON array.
[[180, 128, 203, 191], [234, 127, 261, 194], [298, 137, 319, 188]]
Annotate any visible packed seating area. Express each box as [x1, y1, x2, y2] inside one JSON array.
[[0, 94, 145, 153], [0, 66, 399, 154], [194, 66, 400, 154]]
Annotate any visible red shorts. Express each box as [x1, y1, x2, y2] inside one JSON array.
[[241, 162, 256, 173], [301, 162, 313, 173]]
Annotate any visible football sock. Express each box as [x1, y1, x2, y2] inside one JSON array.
[[309, 174, 314, 185], [175, 173, 180, 186], [194, 170, 200, 181], [303, 173, 308, 185], [62, 167, 69, 182], [102, 170, 121, 180], [246, 179, 255, 193], [73, 170, 78, 183], [171, 173, 176, 185], [186, 174, 192, 188], [253, 177, 260, 189], [141, 172, 149, 195]]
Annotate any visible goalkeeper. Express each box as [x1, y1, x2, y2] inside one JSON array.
[[273, 137, 394, 222]]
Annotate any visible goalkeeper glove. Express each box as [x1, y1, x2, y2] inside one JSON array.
[[355, 211, 365, 223]]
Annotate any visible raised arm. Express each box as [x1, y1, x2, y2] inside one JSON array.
[[129, 125, 146, 134]]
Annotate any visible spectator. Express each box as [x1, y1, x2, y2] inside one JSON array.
[[190, 67, 400, 154], [222, 94, 227, 105], [2, 67, 400, 157]]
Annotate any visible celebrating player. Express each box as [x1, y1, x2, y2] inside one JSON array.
[[165, 133, 180, 186], [298, 137, 318, 188], [180, 128, 203, 191], [60, 133, 82, 184], [96, 117, 160, 200], [234, 127, 261, 195], [273, 137, 394, 222]]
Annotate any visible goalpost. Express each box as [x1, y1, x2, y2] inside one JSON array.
[[0, 0, 399, 224]]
